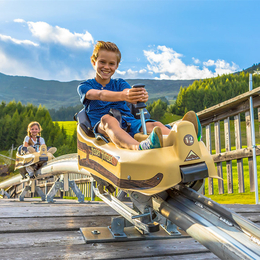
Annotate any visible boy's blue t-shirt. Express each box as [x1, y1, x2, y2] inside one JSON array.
[[77, 78, 134, 127]]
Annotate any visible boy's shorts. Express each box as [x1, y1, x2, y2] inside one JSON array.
[[93, 116, 155, 138]]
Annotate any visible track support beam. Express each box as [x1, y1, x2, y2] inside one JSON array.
[[46, 175, 84, 203], [19, 181, 46, 201]]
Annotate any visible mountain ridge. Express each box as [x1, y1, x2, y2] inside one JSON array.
[[1, 63, 258, 109], [0, 72, 195, 109]]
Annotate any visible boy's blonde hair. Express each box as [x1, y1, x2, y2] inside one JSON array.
[[27, 121, 42, 138], [91, 41, 121, 64]]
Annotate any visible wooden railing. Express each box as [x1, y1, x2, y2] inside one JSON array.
[[198, 86, 260, 195]]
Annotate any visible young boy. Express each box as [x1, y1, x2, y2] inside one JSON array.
[[77, 41, 200, 150]]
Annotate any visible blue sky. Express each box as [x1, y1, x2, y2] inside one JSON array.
[[0, 0, 259, 81]]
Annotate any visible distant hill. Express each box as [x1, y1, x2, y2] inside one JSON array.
[[235, 62, 260, 74], [0, 72, 195, 109]]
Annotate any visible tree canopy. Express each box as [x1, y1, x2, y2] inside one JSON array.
[[168, 72, 260, 115], [0, 101, 76, 156]]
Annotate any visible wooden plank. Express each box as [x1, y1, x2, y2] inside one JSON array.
[[212, 146, 260, 162], [0, 238, 211, 259], [127, 253, 220, 260], [206, 124, 214, 195], [214, 121, 224, 194], [234, 114, 244, 193], [224, 117, 233, 194], [198, 87, 260, 125], [0, 230, 85, 249], [245, 111, 255, 192], [258, 107, 260, 138], [224, 204, 260, 213], [0, 201, 120, 218], [238, 213, 260, 223], [0, 215, 115, 233], [0, 199, 259, 259]]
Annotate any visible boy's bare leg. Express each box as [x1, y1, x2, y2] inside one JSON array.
[[98, 115, 140, 150], [144, 121, 171, 135]]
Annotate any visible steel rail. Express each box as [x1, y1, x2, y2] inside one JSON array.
[[0, 153, 91, 189], [152, 187, 260, 260]]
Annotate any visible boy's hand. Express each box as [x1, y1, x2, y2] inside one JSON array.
[[124, 88, 148, 104]]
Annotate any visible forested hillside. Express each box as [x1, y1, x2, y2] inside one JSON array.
[[169, 72, 260, 115], [0, 101, 76, 155]]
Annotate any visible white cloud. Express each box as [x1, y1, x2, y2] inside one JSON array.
[[0, 20, 96, 81], [0, 34, 39, 46], [143, 45, 239, 79], [203, 59, 215, 66], [27, 21, 94, 49], [0, 19, 240, 82], [14, 19, 25, 23], [115, 68, 149, 79], [139, 69, 147, 74], [192, 57, 200, 64]]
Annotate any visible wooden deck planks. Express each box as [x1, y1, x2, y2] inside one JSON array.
[[0, 236, 210, 260], [0, 198, 259, 259]]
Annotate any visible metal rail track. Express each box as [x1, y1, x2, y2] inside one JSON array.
[[0, 153, 91, 189], [152, 186, 260, 260]]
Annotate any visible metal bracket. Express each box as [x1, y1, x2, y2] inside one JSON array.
[[46, 175, 84, 203], [160, 219, 181, 236], [19, 181, 46, 201], [93, 186, 159, 234], [108, 217, 127, 238], [0, 188, 10, 199]]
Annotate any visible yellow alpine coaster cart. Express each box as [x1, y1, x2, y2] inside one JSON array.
[[15, 140, 55, 179], [77, 107, 219, 196]]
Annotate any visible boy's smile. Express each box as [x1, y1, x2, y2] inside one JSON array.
[[93, 50, 118, 86]]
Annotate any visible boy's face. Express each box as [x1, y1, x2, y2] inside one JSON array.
[[92, 50, 118, 85]]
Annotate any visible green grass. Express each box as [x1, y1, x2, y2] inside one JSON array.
[[203, 156, 260, 204], [161, 112, 182, 125], [57, 121, 77, 136], [63, 196, 102, 201], [206, 192, 257, 204]]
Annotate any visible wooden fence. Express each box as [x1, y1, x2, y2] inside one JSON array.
[[9, 173, 91, 199], [198, 85, 260, 195]]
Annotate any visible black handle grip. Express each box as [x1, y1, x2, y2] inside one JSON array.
[[132, 84, 145, 89], [132, 84, 146, 109], [36, 136, 40, 145]]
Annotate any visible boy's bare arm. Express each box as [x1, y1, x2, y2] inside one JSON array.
[[86, 88, 148, 104]]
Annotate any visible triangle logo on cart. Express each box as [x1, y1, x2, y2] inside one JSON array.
[[185, 150, 200, 161]]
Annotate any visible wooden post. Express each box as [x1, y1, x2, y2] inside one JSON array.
[[206, 124, 214, 195], [258, 108, 260, 138], [63, 174, 69, 192], [234, 114, 244, 193], [214, 121, 224, 194], [245, 111, 255, 192], [224, 117, 233, 193]]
